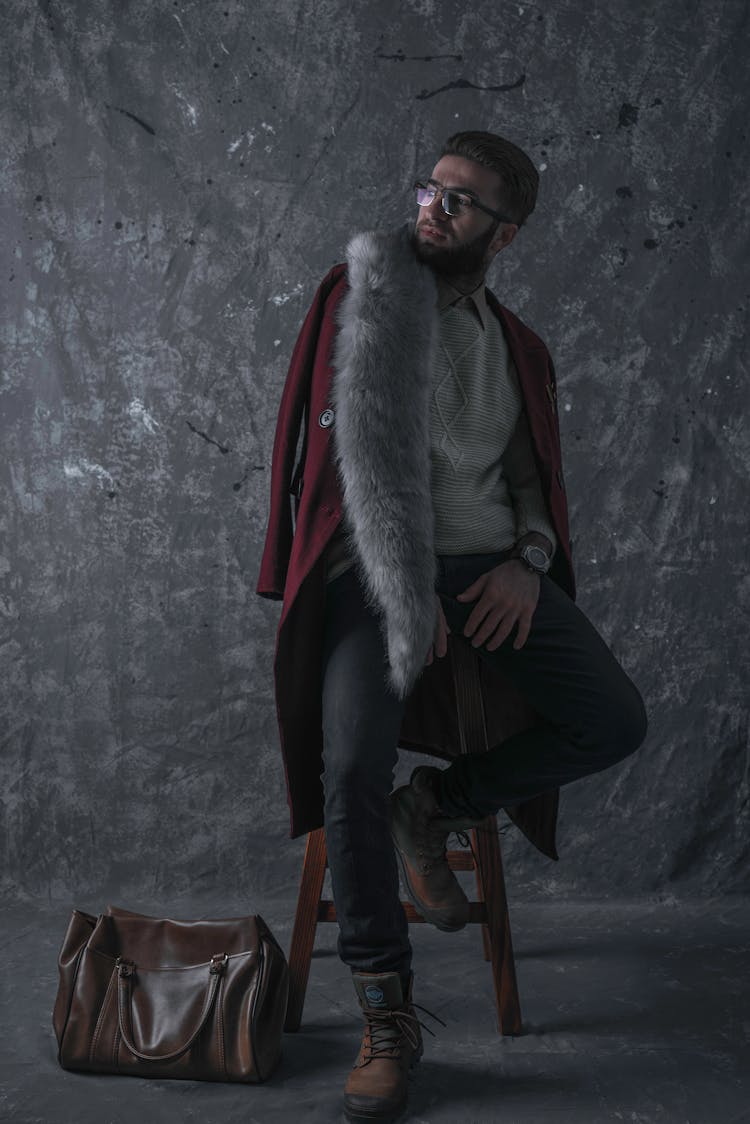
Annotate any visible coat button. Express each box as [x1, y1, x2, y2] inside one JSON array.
[[318, 408, 334, 428]]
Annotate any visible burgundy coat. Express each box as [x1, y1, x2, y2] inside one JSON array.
[[257, 263, 575, 857]]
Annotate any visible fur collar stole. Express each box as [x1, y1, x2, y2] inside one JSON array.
[[332, 225, 438, 699]]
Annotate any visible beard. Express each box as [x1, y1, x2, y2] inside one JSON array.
[[412, 221, 499, 277]]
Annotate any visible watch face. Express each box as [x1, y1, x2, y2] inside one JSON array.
[[524, 546, 550, 571]]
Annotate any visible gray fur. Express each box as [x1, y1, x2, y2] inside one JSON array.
[[332, 225, 439, 699]]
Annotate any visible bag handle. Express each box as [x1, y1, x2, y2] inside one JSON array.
[[116, 953, 228, 1063]]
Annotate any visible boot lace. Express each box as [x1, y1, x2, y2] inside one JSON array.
[[453, 829, 476, 866], [361, 1003, 446, 1062], [453, 820, 510, 866]]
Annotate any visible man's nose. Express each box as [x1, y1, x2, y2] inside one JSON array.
[[426, 191, 449, 220]]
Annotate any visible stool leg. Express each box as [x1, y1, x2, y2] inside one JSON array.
[[450, 637, 523, 1035], [472, 821, 523, 1036], [472, 821, 494, 963], [284, 827, 328, 1032]]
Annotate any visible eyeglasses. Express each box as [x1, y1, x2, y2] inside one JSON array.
[[414, 180, 516, 225]]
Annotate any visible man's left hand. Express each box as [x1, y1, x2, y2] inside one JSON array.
[[456, 560, 540, 651]]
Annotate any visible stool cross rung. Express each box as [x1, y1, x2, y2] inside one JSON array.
[[446, 849, 476, 871]]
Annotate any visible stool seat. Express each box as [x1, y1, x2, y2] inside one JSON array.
[[283, 635, 523, 1036]]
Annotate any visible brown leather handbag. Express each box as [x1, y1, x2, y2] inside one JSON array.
[[53, 905, 289, 1082]]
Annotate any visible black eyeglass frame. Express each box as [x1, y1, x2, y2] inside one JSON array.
[[414, 180, 517, 226]]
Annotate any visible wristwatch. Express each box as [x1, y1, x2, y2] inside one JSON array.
[[518, 543, 552, 575]]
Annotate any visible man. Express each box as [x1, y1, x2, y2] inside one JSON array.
[[257, 131, 647, 1122]]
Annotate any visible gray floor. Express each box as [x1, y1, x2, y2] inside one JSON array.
[[1, 895, 748, 1124]]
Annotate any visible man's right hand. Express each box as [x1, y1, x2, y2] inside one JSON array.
[[425, 595, 450, 666]]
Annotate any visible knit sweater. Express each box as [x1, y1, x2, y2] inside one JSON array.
[[430, 279, 556, 555], [324, 278, 556, 582]]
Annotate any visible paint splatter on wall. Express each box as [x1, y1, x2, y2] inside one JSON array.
[[1, 0, 747, 899]]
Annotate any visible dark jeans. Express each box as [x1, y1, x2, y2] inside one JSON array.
[[320, 553, 647, 978]]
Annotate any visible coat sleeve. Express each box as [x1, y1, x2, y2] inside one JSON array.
[[501, 406, 558, 554], [256, 269, 340, 600], [488, 295, 576, 600]]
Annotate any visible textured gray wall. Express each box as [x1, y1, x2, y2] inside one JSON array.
[[2, 0, 748, 904]]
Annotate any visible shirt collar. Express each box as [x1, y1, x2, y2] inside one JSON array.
[[436, 275, 489, 330]]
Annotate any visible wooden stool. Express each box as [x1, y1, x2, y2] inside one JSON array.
[[283, 636, 523, 1036]]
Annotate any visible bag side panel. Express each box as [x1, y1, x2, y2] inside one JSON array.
[[52, 910, 97, 1053], [220, 949, 262, 1081], [58, 945, 119, 1071], [250, 922, 289, 1082]]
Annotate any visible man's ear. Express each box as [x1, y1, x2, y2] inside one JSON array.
[[490, 223, 519, 256]]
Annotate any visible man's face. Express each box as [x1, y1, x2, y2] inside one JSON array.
[[413, 154, 517, 277]]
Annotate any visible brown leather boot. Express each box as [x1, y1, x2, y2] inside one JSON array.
[[343, 971, 422, 1122], [390, 766, 484, 931]]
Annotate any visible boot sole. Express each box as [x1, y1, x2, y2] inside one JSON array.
[[393, 844, 467, 932], [343, 1100, 406, 1123]]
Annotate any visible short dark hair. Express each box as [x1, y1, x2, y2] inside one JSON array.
[[441, 130, 539, 227]]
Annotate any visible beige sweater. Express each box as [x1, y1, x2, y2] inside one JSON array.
[[325, 279, 556, 582]]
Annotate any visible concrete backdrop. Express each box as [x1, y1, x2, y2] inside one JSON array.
[[1, 0, 748, 906]]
